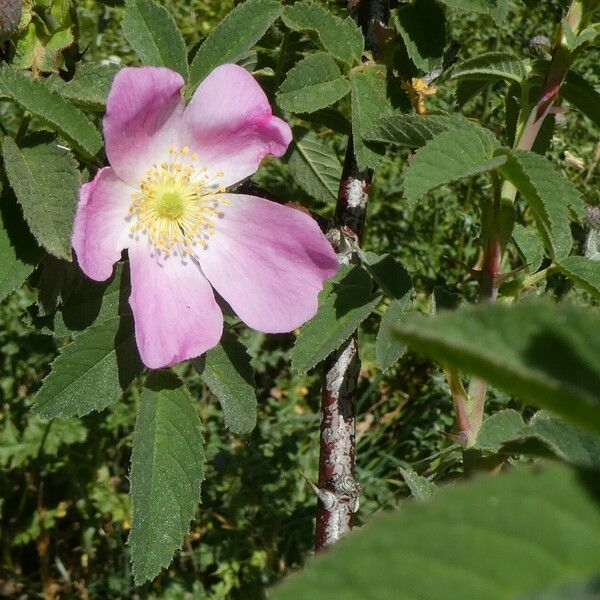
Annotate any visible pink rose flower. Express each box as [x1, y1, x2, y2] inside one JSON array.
[[72, 64, 338, 369]]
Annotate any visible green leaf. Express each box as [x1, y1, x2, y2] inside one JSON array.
[[392, 0, 446, 72], [189, 0, 282, 87], [524, 411, 600, 469], [562, 71, 600, 128], [477, 408, 525, 451], [398, 466, 437, 502], [556, 256, 600, 299], [0, 190, 40, 302], [365, 113, 470, 147], [350, 64, 400, 170], [376, 296, 411, 372], [512, 223, 545, 274], [38, 28, 74, 73], [272, 465, 600, 600], [122, 0, 188, 80], [520, 576, 600, 600], [277, 52, 350, 114], [491, 0, 510, 26], [129, 372, 205, 585], [0, 66, 103, 157], [395, 299, 600, 434], [499, 150, 585, 259], [33, 315, 141, 419], [48, 63, 120, 111], [2, 136, 80, 261], [13, 21, 74, 74], [477, 409, 600, 469], [402, 123, 505, 206], [0, 415, 86, 469], [194, 332, 257, 435], [448, 51, 526, 83], [282, 1, 363, 66], [288, 127, 342, 204], [437, 0, 492, 12], [291, 266, 381, 373]]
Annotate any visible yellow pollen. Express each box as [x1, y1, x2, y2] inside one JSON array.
[[129, 145, 229, 255]]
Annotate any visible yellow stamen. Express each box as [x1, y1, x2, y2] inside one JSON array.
[[129, 145, 228, 254]]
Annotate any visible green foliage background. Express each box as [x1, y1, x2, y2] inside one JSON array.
[[0, 0, 599, 598]]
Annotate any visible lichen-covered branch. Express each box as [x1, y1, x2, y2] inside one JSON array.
[[314, 0, 388, 552]]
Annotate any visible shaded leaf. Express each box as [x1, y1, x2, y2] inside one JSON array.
[[562, 71, 600, 128], [55, 263, 129, 337], [297, 108, 351, 135], [392, 0, 446, 72], [273, 465, 600, 600], [359, 250, 412, 299], [0, 189, 40, 302], [395, 299, 600, 434]]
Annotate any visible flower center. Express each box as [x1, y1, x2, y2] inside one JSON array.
[[129, 145, 229, 256], [156, 191, 185, 221]]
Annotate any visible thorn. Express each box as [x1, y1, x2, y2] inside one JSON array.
[[299, 470, 336, 510], [495, 264, 528, 284], [441, 254, 480, 279], [441, 430, 469, 448]]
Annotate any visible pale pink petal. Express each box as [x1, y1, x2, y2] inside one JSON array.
[[128, 240, 223, 368], [181, 64, 292, 188], [198, 194, 337, 333], [72, 167, 133, 282], [104, 67, 185, 187]]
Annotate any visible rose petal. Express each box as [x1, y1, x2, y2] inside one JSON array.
[[198, 194, 338, 333], [128, 240, 223, 368], [104, 67, 185, 187], [72, 167, 134, 282], [182, 64, 292, 188]]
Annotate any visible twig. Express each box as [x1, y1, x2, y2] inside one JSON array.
[[313, 0, 388, 553]]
